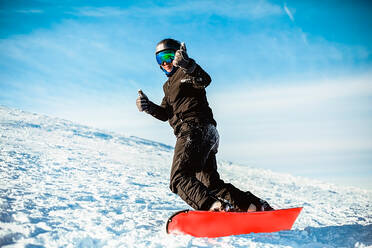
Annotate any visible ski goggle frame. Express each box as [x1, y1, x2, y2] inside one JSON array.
[[156, 50, 175, 65]]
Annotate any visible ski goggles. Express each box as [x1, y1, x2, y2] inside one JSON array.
[[156, 50, 175, 65]]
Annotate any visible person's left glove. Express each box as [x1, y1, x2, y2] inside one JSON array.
[[173, 42, 196, 73]]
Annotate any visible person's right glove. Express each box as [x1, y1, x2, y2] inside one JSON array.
[[136, 90, 151, 113]]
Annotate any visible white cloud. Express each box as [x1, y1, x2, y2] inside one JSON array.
[[16, 9, 44, 14], [284, 4, 294, 22], [216, 76, 372, 113], [1, 2, 371, 183], [212, 74, 372, 172], [71, 7, 129, 17], [72, 0, 283, 19], [205, 0, 283, 19], [0, 18, 172, 144]]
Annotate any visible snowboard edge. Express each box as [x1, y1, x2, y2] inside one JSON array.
[[166, 209, 189, 234]]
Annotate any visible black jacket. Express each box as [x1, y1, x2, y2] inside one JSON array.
[[148, 60, 216, 136]]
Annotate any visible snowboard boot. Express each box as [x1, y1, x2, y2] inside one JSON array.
[[245, 191, 274, 212], [209, 199, 233, 212]]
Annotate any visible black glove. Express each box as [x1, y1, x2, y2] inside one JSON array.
[[136, 90, 150, 113], [172, 42, 196, 73]]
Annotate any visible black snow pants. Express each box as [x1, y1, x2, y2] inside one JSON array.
[[169, 122, 257, 211]]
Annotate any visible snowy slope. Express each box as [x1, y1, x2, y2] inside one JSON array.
[[0, 106, 371, 248]]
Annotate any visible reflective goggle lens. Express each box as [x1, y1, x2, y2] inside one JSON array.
[[156, 50, 175, 65]]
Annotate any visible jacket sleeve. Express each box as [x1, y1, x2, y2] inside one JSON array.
[[183, 59, 212, 89], [146, 96, 169, 122]]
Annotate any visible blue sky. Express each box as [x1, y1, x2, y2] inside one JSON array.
[[1, 0, 371, 189]]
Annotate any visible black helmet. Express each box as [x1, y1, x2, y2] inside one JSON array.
[[155, 38, 181, 54]]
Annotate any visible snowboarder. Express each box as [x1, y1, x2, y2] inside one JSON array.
[[136, 38, 273, 212]]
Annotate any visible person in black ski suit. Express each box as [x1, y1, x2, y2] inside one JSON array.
[[136, 38, 273, 212]]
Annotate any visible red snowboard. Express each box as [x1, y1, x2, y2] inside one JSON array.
[[166, 207, 302, 238]]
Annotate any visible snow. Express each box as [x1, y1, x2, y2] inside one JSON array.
[[0, 105, 371, 248]]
